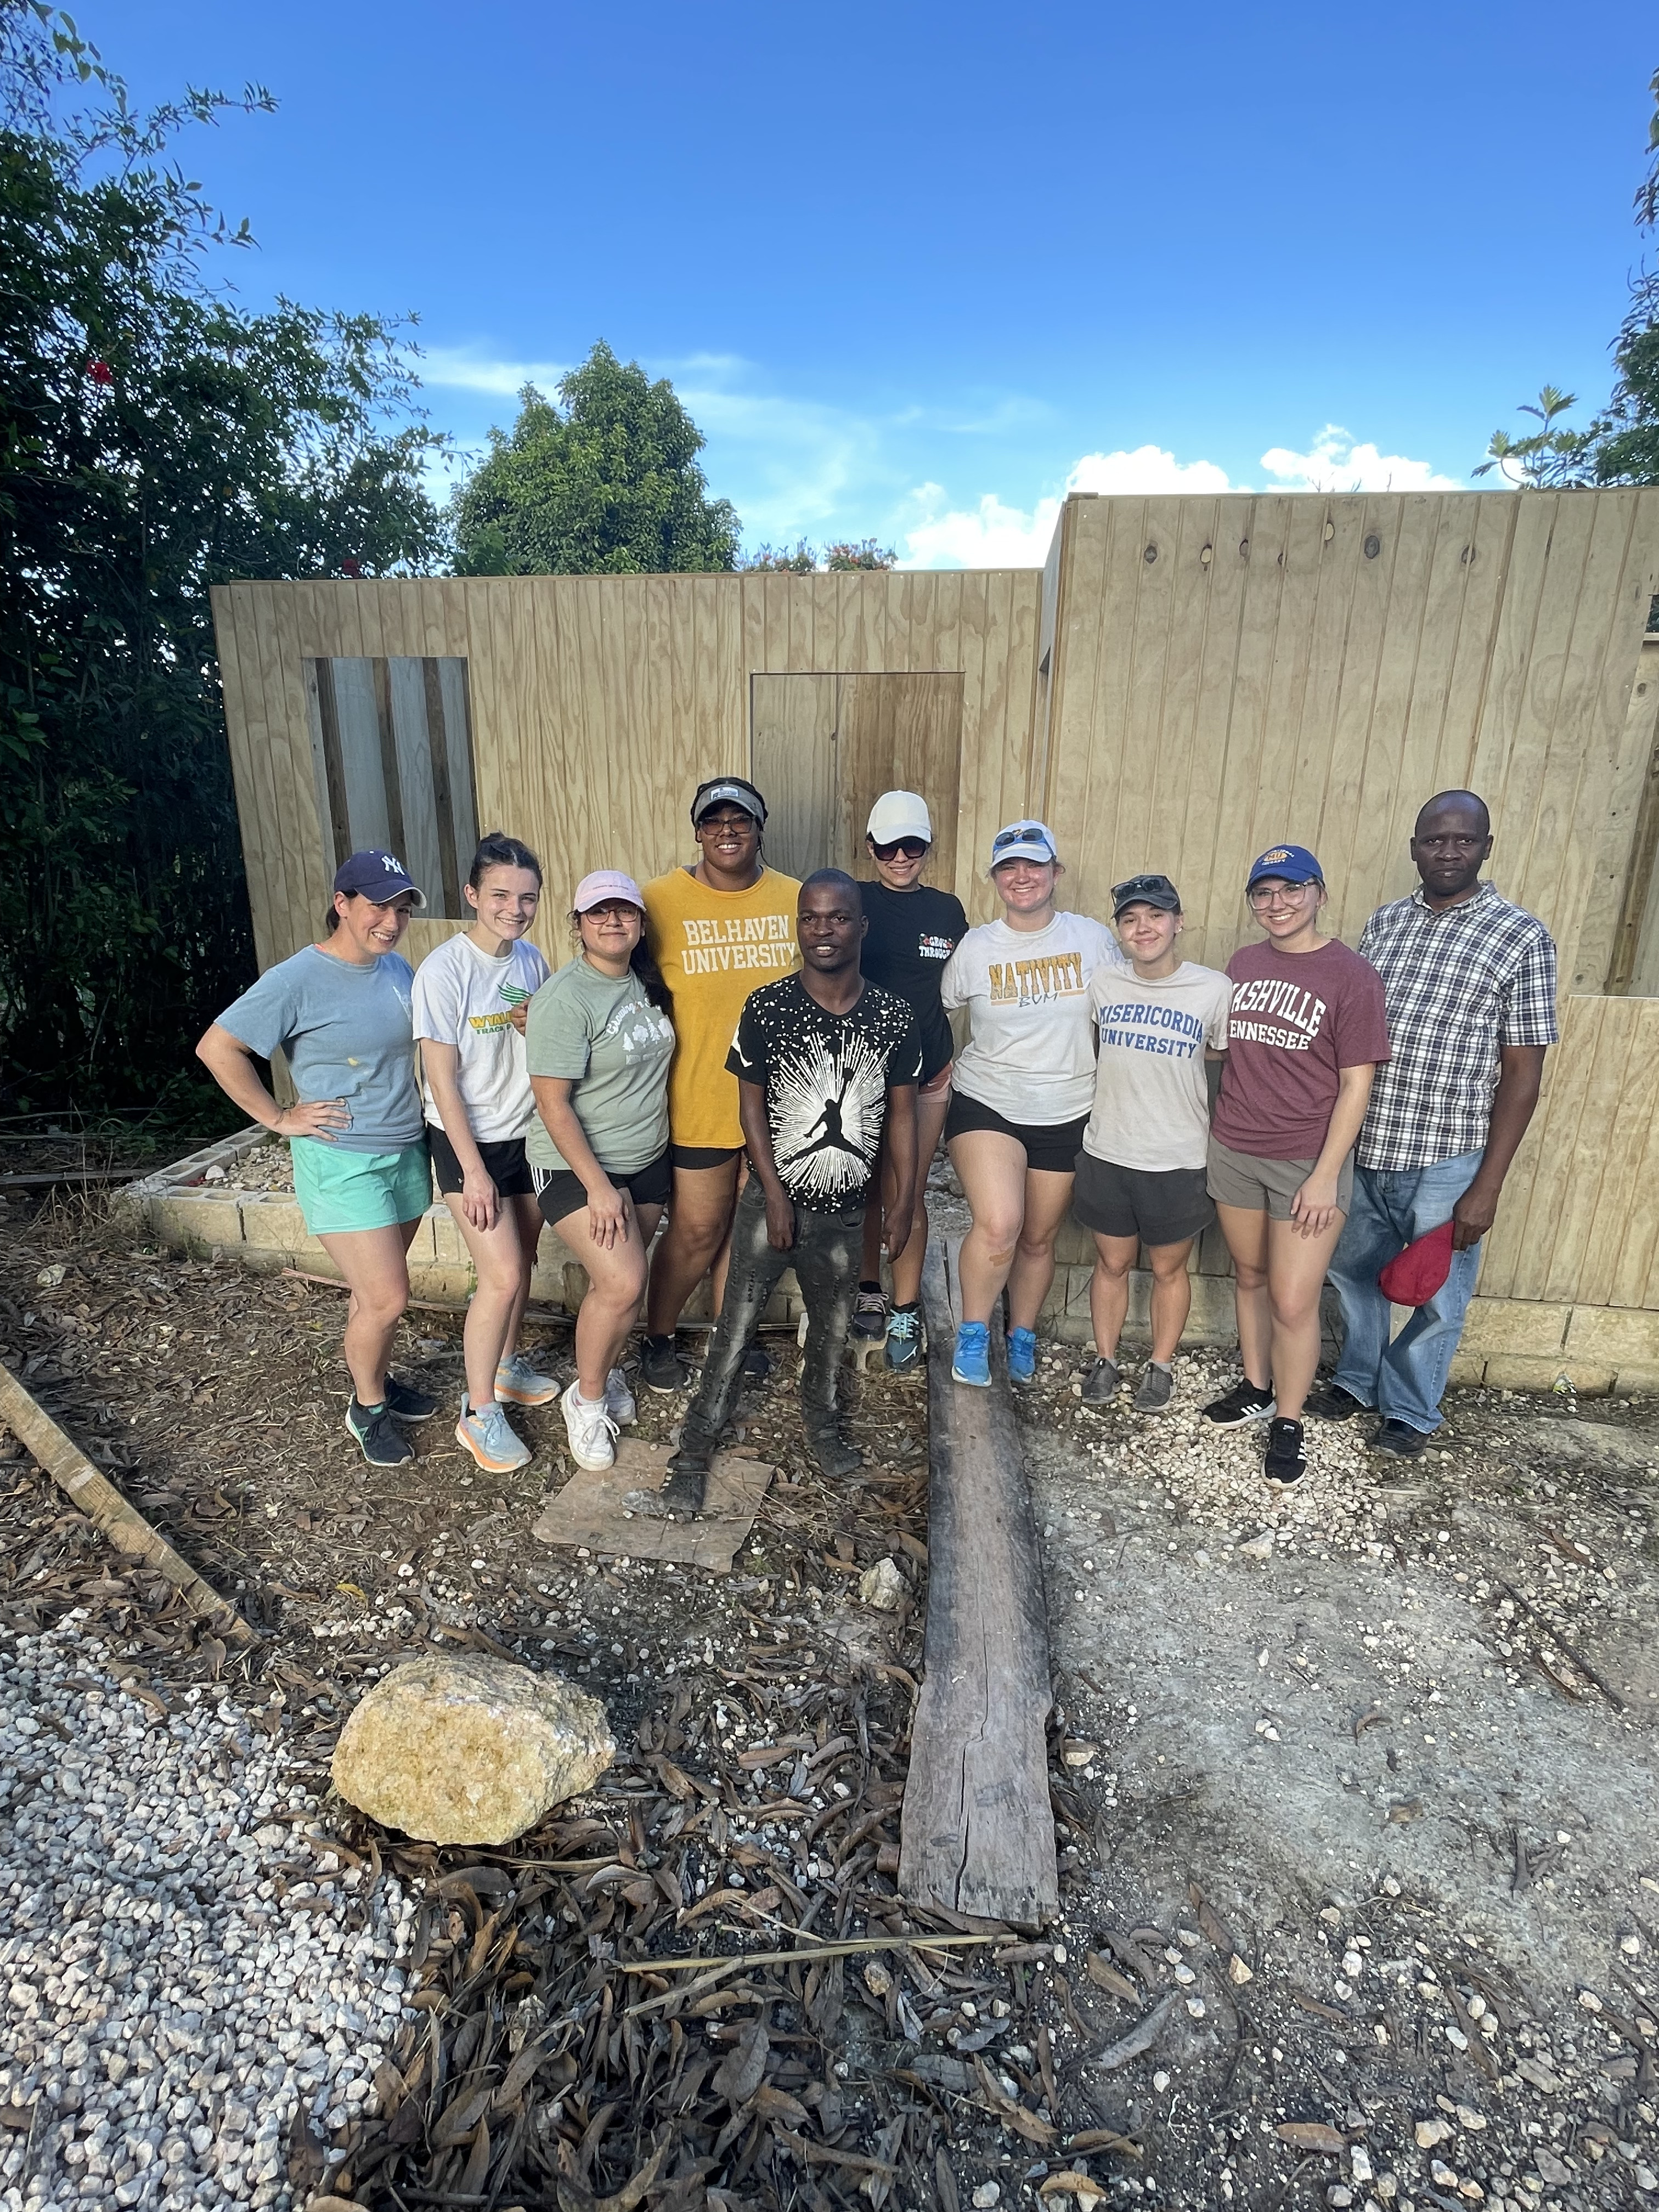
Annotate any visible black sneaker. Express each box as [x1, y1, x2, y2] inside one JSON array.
[[1370, 1418, 1429, 1458], [851, 1283, 889, 1341], [382, 1373, 439, 1420], [659, 1450, 709, 1513], [1305, 1382, 1373, 1423], [1080, 1356, 1121, 1404], [808, 1425, 863, 1480], [1203, 1379, 1277, 1427], [1263, 1418, 1307, 1488], [346, 1397, 414, 1467], [641, 1335, 689, 1393]]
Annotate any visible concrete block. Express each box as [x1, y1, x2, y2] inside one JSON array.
[[410, 1264, 477, 1303], [1458, 1298, 1571, 1359], [403, 1209, 439, 1263], [149, 1193, 244, 1252], [238, 1195, 318, 1255], [1480, 1356, 1614, 1395], [1053, 1217, 1094, 1268], [1562, 1306, 1659, 1367], [428, 1207, 469, 1265]]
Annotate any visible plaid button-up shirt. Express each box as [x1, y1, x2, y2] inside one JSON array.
[[1356, 882, 1558, 1172]]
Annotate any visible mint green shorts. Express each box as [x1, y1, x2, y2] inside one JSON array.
[[291, 1138, 432, 1237]]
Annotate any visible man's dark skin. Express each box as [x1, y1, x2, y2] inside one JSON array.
[[738, 877, 918, 1261], [1409, 789, 1545, 1251]]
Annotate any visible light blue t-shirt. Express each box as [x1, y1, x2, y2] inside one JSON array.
[[217, 945, 422, 1153]]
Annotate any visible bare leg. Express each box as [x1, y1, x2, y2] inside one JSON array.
[[646, 1155, 742, 1336], [1266, 1212, 1346, 1419], [556, 1197, 655, 1400], [1145, 1238, 1197, 1363], [888, 1082, 951, 1308], [445, 1192, 537, 1409], [948, 1128, 1029, 1324], [1216, 1203, 1272, 1391], [317, 1220, 421, 1404], [1089, 1232, 1138, 1361], [1006, 1168, 1075, 1334]]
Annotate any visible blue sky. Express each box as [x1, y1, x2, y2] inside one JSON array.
[[92, 1, 1655, 566]]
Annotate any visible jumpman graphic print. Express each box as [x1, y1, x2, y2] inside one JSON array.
[[727, 975, 922, 1209]]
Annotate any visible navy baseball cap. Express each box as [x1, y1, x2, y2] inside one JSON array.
[[1246, 843, 1323, 889], [334, 849, 426, 907]]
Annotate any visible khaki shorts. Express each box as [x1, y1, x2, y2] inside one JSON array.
[[1206, 1136, 1353, 1222]]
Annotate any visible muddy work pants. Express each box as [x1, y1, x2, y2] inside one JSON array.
[[678, 1177, 862, 1460]]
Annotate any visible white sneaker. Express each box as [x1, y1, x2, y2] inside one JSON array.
[[605, 1367, 637, 1424], [560, 1379, 618, 1471], [495, 1350, 561, 1406]]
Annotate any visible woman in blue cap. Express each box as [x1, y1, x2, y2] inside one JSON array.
[[1202, 844, 1389, 1488], [196, 850, 438, 1469]]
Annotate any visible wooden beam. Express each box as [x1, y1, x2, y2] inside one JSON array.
[[0, 1362, 259, 1646], [899, 1234, 1058, 1929]]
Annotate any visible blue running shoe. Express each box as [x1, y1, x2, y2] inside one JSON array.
[[952, 1322, 991, 1387], [1007, 1327, 1039, 1385]]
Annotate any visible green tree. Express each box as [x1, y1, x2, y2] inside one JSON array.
[[1480, 68, 1659, 490], [741, 535, 896, 572], [450, 342, 741, 575], [0, 0, 444, 1118]]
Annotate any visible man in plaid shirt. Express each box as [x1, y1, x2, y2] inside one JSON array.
[[1309, 790, 1558, 1457]]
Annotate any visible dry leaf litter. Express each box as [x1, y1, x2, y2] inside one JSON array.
[[0, 1178, 1655, 2212]]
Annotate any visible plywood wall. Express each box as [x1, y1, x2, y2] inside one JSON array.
[[211, 568, 1042, 974], [1041, 490, 1659, 989]]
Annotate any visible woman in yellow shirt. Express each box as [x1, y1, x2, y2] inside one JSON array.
[[640, 777, 802, 1390]]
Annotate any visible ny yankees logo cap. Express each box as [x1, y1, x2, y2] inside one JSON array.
[[333, 849, 427, 907]]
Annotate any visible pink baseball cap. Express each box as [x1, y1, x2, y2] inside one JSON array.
[[572, 870, 645, 913]]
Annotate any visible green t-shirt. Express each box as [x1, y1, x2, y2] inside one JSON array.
[[523, 958, 675, 1175]]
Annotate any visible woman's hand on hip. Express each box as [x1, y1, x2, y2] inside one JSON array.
[[274, 1098, 350, 1142]]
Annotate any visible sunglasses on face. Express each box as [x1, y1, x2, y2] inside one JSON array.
[[871, 837, 930, 862]]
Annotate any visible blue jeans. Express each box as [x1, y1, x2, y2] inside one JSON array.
[[1328, 1150, 1485, 1435]]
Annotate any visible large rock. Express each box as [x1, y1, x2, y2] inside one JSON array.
[[331, 1654, 614, 1844]]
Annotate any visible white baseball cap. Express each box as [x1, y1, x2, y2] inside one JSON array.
[[988, 819, 1059, 868], [866, 791, 934, 845]]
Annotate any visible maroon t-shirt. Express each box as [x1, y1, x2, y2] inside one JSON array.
[[1212, 938, 1390, 1160]]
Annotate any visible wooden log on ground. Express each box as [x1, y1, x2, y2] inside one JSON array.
[[0, 1361, 259, 1647], [898, 1234, 1058, 1927]]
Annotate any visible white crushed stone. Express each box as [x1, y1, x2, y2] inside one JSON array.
[[1, 1613, 414, 2210]]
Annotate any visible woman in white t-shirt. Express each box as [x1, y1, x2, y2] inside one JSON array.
[[939, 820, 1120, 1390], [413, 833, 554, 1475], [1074, 874, 1232, 1416]]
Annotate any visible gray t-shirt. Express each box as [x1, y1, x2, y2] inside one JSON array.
[[524, 959, 675, 1175], [216, 945, 421, 1153], [1082, 961, 1233, 1172]]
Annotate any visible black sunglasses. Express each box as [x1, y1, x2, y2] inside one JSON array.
[[991, 823, 1049, 853], [1111, 873, 1180, 907], [871, 836, 930, 861]]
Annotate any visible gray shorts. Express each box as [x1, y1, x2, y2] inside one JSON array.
[[1206, 1136, 1354, 1222]]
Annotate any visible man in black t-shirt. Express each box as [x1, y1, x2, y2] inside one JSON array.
[[663, 872, 921, 1506]]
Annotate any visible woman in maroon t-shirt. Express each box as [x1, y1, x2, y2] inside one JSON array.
[[1203, 844, 1389, 1488]]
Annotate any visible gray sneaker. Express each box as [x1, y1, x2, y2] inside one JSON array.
[[1134, 1362, 1174, 1413], [1080, 1357, 1121, 1404]]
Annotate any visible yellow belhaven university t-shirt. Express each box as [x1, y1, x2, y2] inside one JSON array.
[[642, 865, 802, 1150]]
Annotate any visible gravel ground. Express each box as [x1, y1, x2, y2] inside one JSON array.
[[0, 1615, 414, 2211]]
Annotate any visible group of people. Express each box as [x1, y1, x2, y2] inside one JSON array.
[[196, 776, 1557, 1503]]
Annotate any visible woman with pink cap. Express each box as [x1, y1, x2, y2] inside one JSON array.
[[526, 870, 676, 1472]]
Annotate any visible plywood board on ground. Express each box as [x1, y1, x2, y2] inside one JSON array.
[[531, 1437, 774, 1575]]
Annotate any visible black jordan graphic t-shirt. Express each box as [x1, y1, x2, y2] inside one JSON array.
[[727, 975, 922, 1210]]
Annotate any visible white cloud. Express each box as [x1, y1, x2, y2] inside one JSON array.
[[419, 347, 569, 397], [1259, 424, 1462, 493], [899, 429, 1464, 568]]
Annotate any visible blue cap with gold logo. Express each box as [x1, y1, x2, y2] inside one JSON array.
[[1246, 842, 1323, 889]]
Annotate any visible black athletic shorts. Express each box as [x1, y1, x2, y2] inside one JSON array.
[[943, 1090, 1088, 1176], [669, 1142, 742, 1171], [532, 1147, 673, 1227], [1071, 1150, 1214, 1247], [427, 1127, 535, 1199]]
